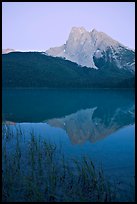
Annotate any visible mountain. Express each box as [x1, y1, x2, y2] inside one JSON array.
[[2, 48, 16, 54], [46, 27, 135, 72], [2, 52, 134, 88], [2, 27, 135, 88]]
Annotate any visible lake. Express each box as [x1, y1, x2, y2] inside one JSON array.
[[2, 88, 135, 202]]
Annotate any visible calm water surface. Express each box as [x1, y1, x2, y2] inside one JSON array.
[[2, 88, 135, 201]]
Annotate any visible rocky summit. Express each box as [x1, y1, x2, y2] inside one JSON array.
[[46, 27, 135, 72]]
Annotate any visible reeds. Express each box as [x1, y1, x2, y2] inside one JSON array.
[[2, 123, 135, 202]]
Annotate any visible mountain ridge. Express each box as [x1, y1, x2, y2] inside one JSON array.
[[2, 27, 135, 88], [46, 27, 135, 72], [2, 48, 16, 54], [2, 52, 134, 88]]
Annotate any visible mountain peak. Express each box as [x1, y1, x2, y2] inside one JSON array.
[[91, 28, 98, 33], [71, 26, 86, 33], [46, 26, 135, 72]]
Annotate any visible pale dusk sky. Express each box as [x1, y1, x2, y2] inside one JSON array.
[[2, 2, 135, 51]]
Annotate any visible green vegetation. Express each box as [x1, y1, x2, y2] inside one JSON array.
[[2, 52, 134, 88], [2, 123, 135, 202]]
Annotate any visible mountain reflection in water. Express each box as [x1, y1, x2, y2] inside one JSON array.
[[2, 89, 135, 202], [2, 89, 134, 144], [47, 104, 134, 144]]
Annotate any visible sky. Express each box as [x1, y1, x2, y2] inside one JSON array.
[[2, 2, 135, 51]]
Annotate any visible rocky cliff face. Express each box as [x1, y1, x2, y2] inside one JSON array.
[[46, 27, 135, 72]]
